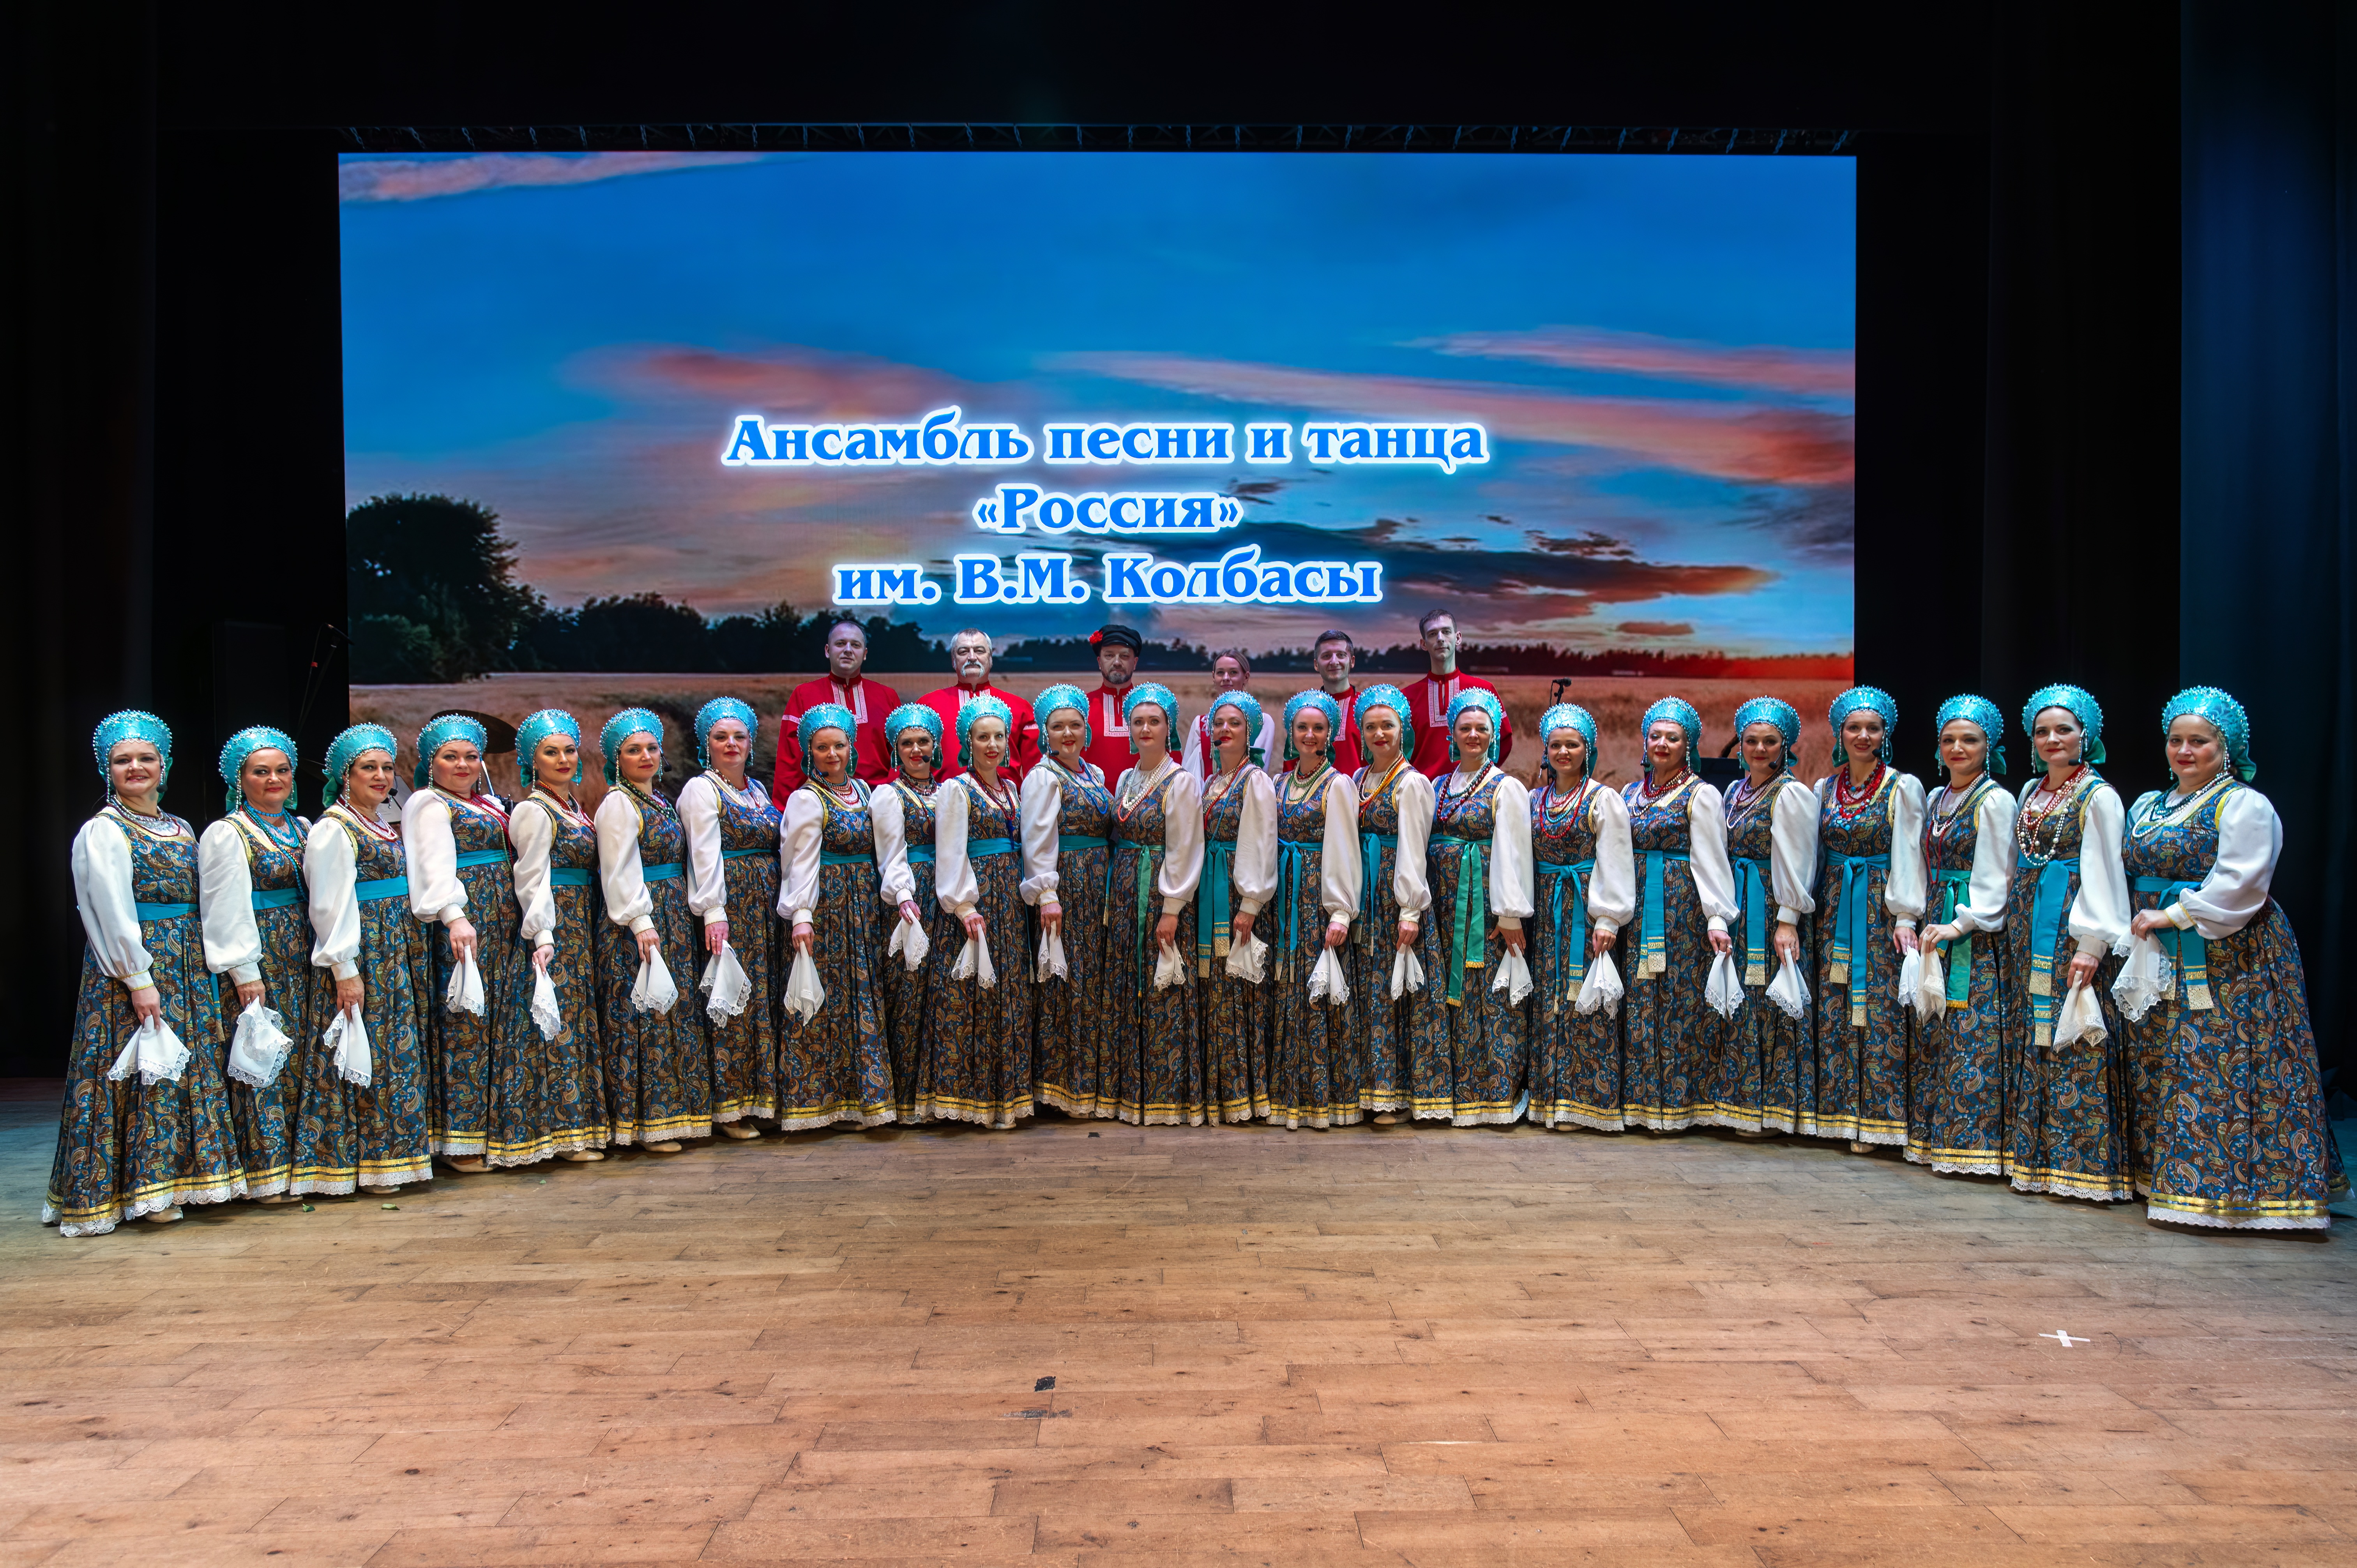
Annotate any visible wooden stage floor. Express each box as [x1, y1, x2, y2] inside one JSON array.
[[4, 1088, 2356, 1567]]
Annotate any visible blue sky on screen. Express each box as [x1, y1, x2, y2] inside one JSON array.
[[341, 150, 1853, 653]]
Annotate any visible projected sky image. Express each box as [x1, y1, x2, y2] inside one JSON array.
[[341, 150, 1854, 655]]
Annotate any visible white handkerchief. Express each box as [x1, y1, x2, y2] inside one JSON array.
[[108, 1014, 192, 1087], [783, 946, 827, 1023], [1895, 950, 1922, 1016], [1037, 926, 1069, 982], [530, 964, 563, 1041], [1765, 955, 1809, 1020], [702, 941, 751, 1021], [1703, 950, 1742, 1019], [444, 949, 484, 1016], [2052, 980, 2109, 1048], [630, 948, 679, 1015], [1308, 945, 1351, 1005], [1489, 946, 1533, 1005], [1225, 932, 1267, 983], [887, 914, 931, 972], [1576, 950, 1625, 1016], [324, 1005, 372, 1087], [951, 929, 998, 989], [1390, 946, 1426, 999], [225, 999, 293, 1089], [1152, 938, 1187, 991], [1912, 945, 1947, 1023], [2111, 932, 2173, 1022]]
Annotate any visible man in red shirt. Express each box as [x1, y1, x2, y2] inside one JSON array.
[[1080, 623, 1143, 782], [918, 627, 1038, 780], [1299, 628, 1364, 776], [1401, 608, 1513, 776], [771, 619, 902, 802]]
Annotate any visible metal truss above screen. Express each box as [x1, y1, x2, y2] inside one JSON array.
[[336, 124, 1857, 156]]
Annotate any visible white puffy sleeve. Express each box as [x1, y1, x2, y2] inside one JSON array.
[[2068, 783, 2131, 957], [401, 790, 467, 925], [934, 779, 979, 917], [1320, 772, 1362, 922], [871, 785, 914, 907], [304, 819, 361, 982], [1231, 772, 1278, 915], [198, 819, 263, 984], [2172, 786, 2279, 938], [1585, 785, 1635, 936], [1884, 772, 1928, 925], [777, 786, 825, 923], [678, 775, 727, 926], [1769, 782, 1820, 922], [1019, 765, 1065, 908], [510, 800, 558, 950], [1951, 788, 2017, 933], [1179, 716, 1210, 784], [1488, 775, 1535, 925], [1685, 784, 1740, 929], [1158, 771, 1205, 910], [595, 791, 652, 935], [72, 817, 156, 992], [1393, 769, 1436, 920]]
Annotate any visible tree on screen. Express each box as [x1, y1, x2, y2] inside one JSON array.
[[346, 494, 540, 682]]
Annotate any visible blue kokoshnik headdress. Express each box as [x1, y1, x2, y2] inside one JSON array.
[[1828, 685, 1897, 764], [93, 709, 173, 785], [322, 723, 398, 802], [1281, 689, 1341, 764], [1732, 696, 1801, 773], [1208, 690, 1265, 766], [514, 708, 583, 786], [884, 701, 943, 759], [796, 701, 859, 779], [1444, 687, 1505, 765], [599, 708, 664, 786], [2021, 683, 2105, 765], [1031, 683, 1093, 754], [2163, 685, 2256, 782], [1122, 683, 1179, 754], [1933, 694, 2008, 776], [952, 694, 1014, 770], [694, 696, 758, 771], [1355, 683, 1412, 752], [217, 724, 299, 814], [1537, 702, 1599, 781], [413, 712, 488, 791], [1640, 696, 1703, 775]]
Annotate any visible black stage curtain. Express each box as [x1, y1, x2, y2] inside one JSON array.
[[2180, 1, 2357, 1080]]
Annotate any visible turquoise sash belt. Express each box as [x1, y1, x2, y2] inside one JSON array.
[[249, 887, 302, 912], [1635, 849, 1689, 979], [354, 875, 408, 904], [1198, 838, 1235, 972], [1731, 854, 1772, 986], [2019, 852, 2080, 1045], [1357, 830, 1397, 941], [548, 868, 592, 887], [905, 845, 935, 863], [454, 849, 507, 869], [1823, 851, 1891, 1026], [1276, 839, 1316, 971], [134, 901, 194, 921], [968, 837, 1014, 856], [1928, 867, 1974, 1005], [1115, 842, 1159, 968], [1060, 834, 1108, 851], [2133, 875, 2213, 1009], [819, 849, 870, 867], [1440, 835, 1488, 1006], [642, 861, 685, 881], [1535, 858, 1593, 1003]]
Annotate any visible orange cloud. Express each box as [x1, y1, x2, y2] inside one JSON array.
[[339, 152, 775, 204], [1045, 352, 1852, 487], [591, 343, 977, 422], [1413, 326, 1853, 400]]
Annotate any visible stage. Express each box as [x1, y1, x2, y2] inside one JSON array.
[[4, 1089, 2354, 1566]]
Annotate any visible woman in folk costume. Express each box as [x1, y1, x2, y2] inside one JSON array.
[[872, 703, 954, 1121], [1344, 685, 1435, 1125], [1263, 689, 1364, 1129], [1401, 688, 1533, 1125], [2117, 687, 2345, 1228], [1525, 703, 1634, 1131], [1022, 684, 1122, 1119], [1618, 698, 1738, 1131], [593, 708, 714, 1151], [404, 713, 533, 1172], [198, 726, 319, 1201], [921, 696, 1035, 1127], [1812, 687, 1927, 1152], [775, 702, 898, 1128], [1706, 699, 1816, 1137], [1104, 683, 1207, 1124], [47, 712, 244, 1234], [2004, 684, 2132, 1202], [291, 723, 435, 1195], [505, 708, 609, 1163], [679, 696, 781, 1134], [1908, 696, 2017, 1176], [1194, 690, 1277, 1123]]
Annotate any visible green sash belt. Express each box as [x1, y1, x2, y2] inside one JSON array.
[[1928, 867, 1974, 1005], [1441, 834, 1488, 1006], [1535, 858, 1593, 1003], [1823, 851, 1890, 1026], [2133, 875, 2213, 1010], [1636, 849, 1690, 979], [1114, 842, 1160, 969], [1731, 854, 1772, 986], [2020, 852, 2080, 1047], [1198, 838, 1235, 971], [548, 868, 592, 887], [249, 887, 302, 912], [819, 849, 870, 867], [354, 875, 408, 904], [134, 901, 194, 921], [1060, 834, 1108, 851]]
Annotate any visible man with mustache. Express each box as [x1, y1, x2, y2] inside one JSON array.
[[1080, 623, 1144, 783], [771, 619, 901, 802], [1403, 608, 1513, 777], [918, 627, 1038, 780]]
